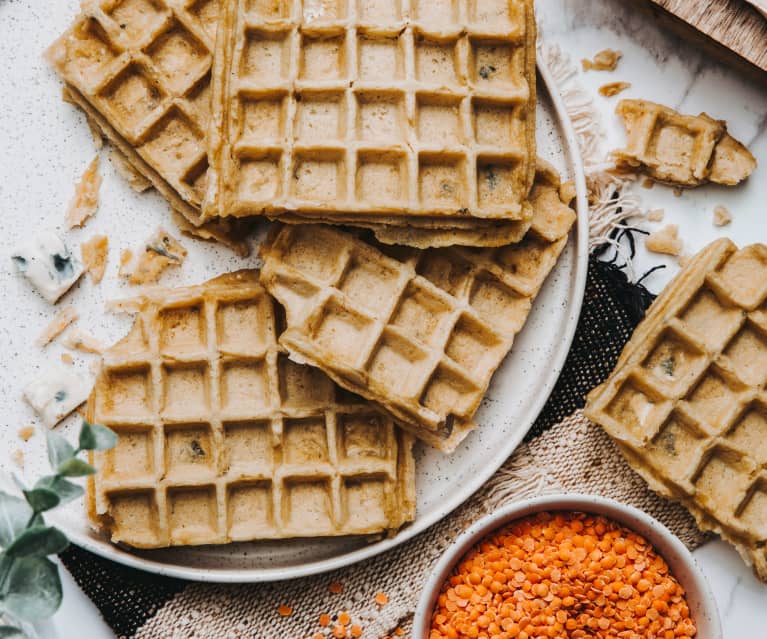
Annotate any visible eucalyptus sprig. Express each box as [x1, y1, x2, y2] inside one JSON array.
[[0, 421, 117, 638]]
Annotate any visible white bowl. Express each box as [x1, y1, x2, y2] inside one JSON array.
[[414, 494, 721, 639]]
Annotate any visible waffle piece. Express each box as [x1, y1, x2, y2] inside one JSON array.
[[614, 99, 756, 187], [203, 0, 536, 224], [47, 0, 217, 228], [260, 171, 575, 452], [86, 270, 416, 548], [585, 239, 767, 580]]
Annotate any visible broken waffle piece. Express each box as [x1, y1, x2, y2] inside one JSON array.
[[63, 329, 104, 354], [713, 205, 733, 227], [599, 82, 631, 97], [109, 150, 151, 193], [582, 49, 622, 71], [119, 228, 187, 285], [614, 100, 756, 187], [12, 231, 84, 303], [37, 307, 79, 347], [646, 224, 683, 256], [18, 426, 35, 442], [585, 239, 767, 581], [81, 235, 109, 284], [24, 365, 93, 427], [66, 156, 101, 228], [647, 209, 665, 223], [87, 271, 415, 548]]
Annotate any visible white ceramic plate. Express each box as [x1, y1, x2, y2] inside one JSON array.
[[0, 0, 588, 582]]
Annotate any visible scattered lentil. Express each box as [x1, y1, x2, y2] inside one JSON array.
[[277, 604, 293, 617], [329, 581, 343, 594], [375, 592, 389, 606]]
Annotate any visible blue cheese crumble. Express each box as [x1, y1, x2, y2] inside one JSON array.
[[12, 231, 84, 303], [23, 366, 93, 427]]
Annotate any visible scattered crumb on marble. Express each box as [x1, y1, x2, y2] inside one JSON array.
[[642, 178, 655, 189], [646, 224, 683, 256], [119, 227, 187, 285], [713, 205, 732, 227], [61, 352, 75, 366], [599, 81, 631, 97], [672, 187, 683, 197], [63, 329, 104, 354], [11, 450, 24, 468], [66, 155, 102, 229], [81, 235, 109, 284], [18, 426, 35, 441], [36, 307, 79, 347], [647, 209, 665, 222], [109, 149, 152, 193], [581, 49, 622, 71]]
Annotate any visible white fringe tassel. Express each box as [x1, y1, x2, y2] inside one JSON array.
[[541, 43, 646, 273]]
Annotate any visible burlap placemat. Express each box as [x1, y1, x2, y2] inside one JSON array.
[[60, 257, 707, 638]]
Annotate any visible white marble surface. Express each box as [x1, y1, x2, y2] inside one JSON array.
[[33, 0, 767, 637]]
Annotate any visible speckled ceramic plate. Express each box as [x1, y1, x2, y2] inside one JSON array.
[[0, 0, 588, 583]]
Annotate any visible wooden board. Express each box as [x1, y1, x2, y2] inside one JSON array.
[[630, 0, 767, 79]]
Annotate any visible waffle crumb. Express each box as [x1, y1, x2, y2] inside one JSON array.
[[678, 253, 692, 267], [642, 178, 655, 189], [11, 450, 23, 468], [582, 48, 622, 71], [119, 228, 187, 285], [63, 329, 104, 354], [673, 187, 684, 197], [81, 235, 109, 284], [277, 604, 293, 617], [647, 209, 665, 222], [329, 582, 343, 594], [61, 352, 75, 366], [646, 224, 683, 256], [109, 149, 152, 193], [18, 426, 35, 441], [599, 81, 631, 97], [66, 156, 101, 229], [713, 205, 733, 227], [375, 592, 389, 606], [36, 307, 79, 347]]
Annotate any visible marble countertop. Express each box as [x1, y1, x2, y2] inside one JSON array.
[[31, 0, 767, 636]]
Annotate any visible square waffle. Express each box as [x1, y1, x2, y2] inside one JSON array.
[[259, 162, 575, 452], [86, 270, 416, 548], [203, 0, 536, 224], [47, 0, 218, 228], [585, 239, 767, 580], [614, 99, 756, 187]]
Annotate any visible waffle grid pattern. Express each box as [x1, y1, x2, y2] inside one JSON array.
[[88, 271, 415, 549], [48, 0, 219, 220], [260, 202, 571, 452], [586, 240, 767, 577], [204, 0, 535, 222]]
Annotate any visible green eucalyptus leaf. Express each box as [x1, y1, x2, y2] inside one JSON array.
[[5, 527, 68, 558], [2, 557, 62, 621], [79, 422, 118, 452], [56, 458, 95, 478], [34, 476, 83, 506], [22, 488, 59, 514], [0, 626, 27, 638], [0, 493, 32, 548], [45, 430, 75, 469]]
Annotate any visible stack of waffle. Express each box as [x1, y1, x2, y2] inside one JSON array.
[[51, 0, 579, 548]]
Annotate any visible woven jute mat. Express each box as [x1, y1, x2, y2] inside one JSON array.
[[60, 257, 706, 638]]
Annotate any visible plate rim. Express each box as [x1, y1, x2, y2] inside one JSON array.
[[56, 58, 590, 583]]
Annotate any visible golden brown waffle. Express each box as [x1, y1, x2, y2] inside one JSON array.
[[203, 0, 536, 224], [614, 99, 756, 187], [86, 270, 416, 548], [260, 170, 575, 452], [585, 239, 767, 580], [47, 0, 218, 228]]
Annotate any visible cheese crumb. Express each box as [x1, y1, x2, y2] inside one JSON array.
[[81, 235, 109, 284], [582, 49, 622, 71], [36, 307, 79, 347], [66, 156, 101, 229], [63, 329, 104, 354], [647, 209, 665, 222], [599, 81, 631, 97], [713, 205, 732, 227], [18, 426, 35, 441], [11, 450, 24, 469], [119, 228, 187, 285], [646, 224, 683, 256], [109, 150, 152, 193]]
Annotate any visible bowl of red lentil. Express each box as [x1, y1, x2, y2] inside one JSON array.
[[414, 494, 720, 639]]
